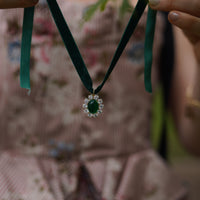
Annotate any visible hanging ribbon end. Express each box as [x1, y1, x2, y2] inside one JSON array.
[[19, 82, 31, 96], [20, 81, 31, 90], [27, 89, 31, 96], [145, 83, 152, 93], [20, 81, 31, 95]]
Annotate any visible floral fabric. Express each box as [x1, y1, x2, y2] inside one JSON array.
[[0, 1, 187, 200]]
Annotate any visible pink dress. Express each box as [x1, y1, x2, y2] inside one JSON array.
[[0, 1, 187, 200]]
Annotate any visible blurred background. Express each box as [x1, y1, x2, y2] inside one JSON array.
[[0, 0, 199, 199], [151, 86, 200, 200]]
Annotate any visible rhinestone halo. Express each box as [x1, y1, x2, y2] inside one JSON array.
[[83, 94, 104, 117]]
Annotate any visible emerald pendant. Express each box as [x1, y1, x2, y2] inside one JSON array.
[[83, 94, 104, 117], [88, 99, 99, 114]]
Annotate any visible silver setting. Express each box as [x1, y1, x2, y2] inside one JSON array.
[[84, 98, 89, 104], [83, 94, 104, 118], [84, 109, 89, 113], [88, 95, 93, 99], [94, 95, 99, 100]]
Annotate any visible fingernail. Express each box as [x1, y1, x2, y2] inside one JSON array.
[[149, 0, 160, 6], [169, 12, 179, 22]]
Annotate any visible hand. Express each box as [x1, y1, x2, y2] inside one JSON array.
[[0, 0, 38, 8], [149, 0, 200, 63]]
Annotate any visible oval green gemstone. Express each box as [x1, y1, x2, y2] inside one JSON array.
[[88, 99, 99, 114]]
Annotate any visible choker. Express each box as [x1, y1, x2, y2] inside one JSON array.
[[20, 0, 156, 117]]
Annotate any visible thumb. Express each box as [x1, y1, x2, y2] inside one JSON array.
[[0, 0, 39, 9]]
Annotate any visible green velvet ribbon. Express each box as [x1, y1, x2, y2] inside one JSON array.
[[20, 6, 35, 90], [144, 6, 157, 93], [20, 0, 156, 94]]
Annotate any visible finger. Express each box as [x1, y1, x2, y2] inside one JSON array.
[[0, 0, 38, 9], [168, 11, 200, 39], [149, 0, 200, 18]]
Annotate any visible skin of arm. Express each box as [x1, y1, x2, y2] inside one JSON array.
[[149, 0, 200, 155], [172, 28, 200, 156]]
